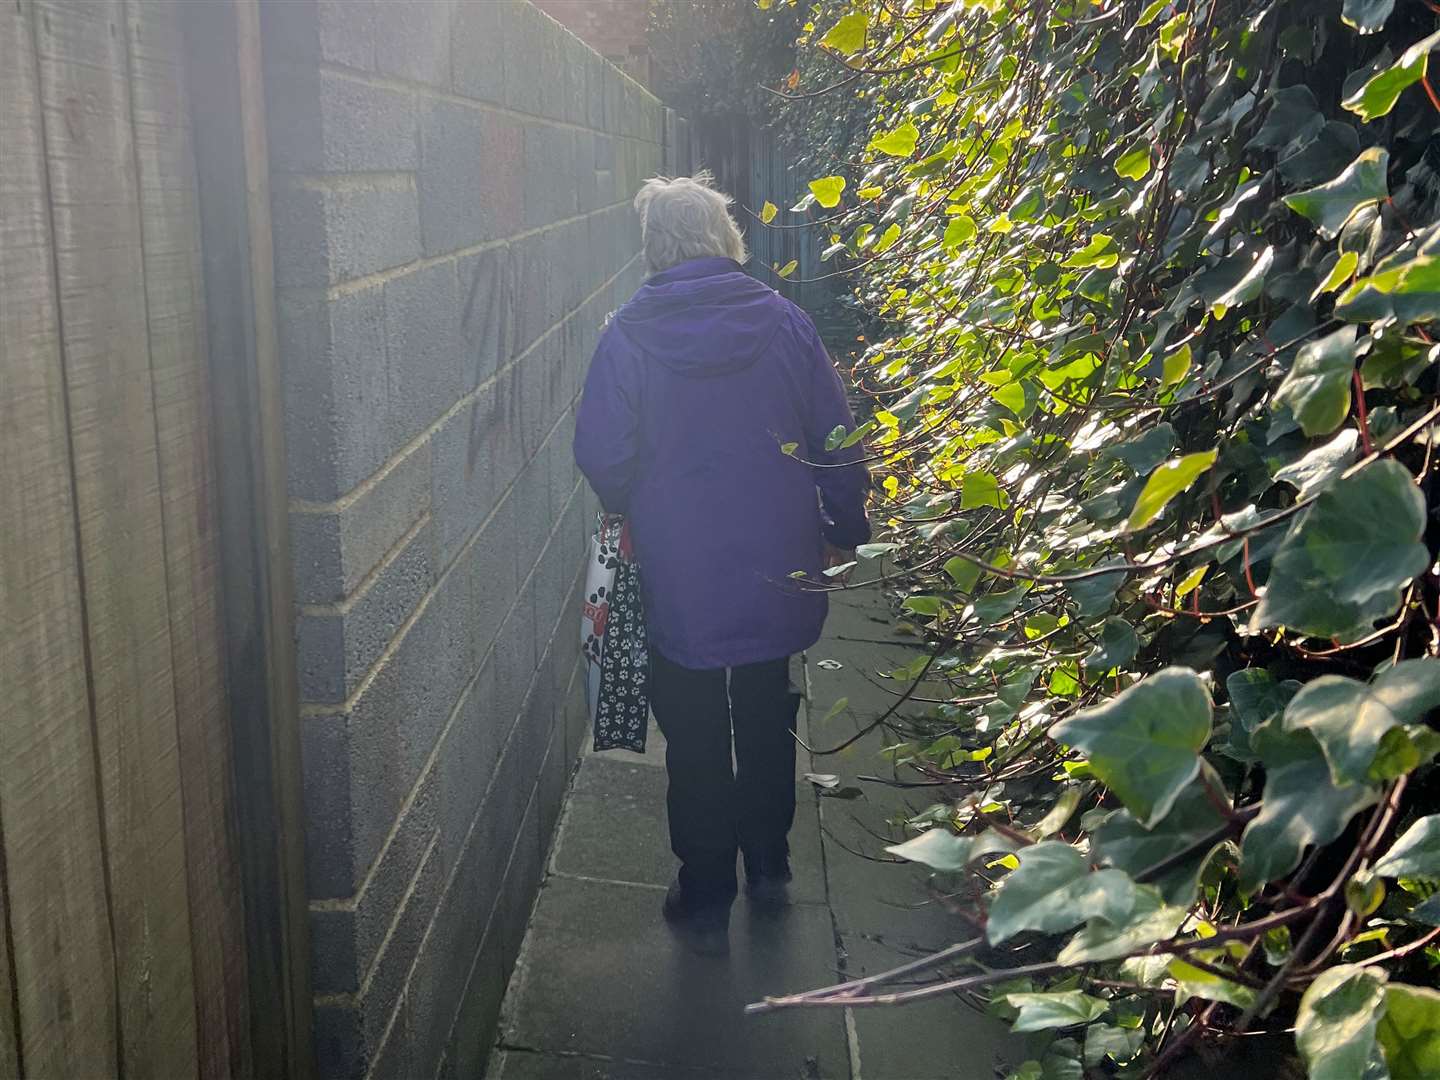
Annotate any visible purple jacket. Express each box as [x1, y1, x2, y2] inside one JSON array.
[[573, 257, 871, 670]]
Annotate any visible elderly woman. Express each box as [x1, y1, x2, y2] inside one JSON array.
[[574, 174, 870, 948]]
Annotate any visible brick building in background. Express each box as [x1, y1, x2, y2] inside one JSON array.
[[534, 0, 652, 86]]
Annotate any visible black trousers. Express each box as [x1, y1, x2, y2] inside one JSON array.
[[648, 650, 801, 903]]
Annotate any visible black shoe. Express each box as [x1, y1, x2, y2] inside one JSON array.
[[744, 861, 793, 910], [663, 879, 731, 955]]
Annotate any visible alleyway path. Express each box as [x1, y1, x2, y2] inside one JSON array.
[[486, 577, 1022, 1079]]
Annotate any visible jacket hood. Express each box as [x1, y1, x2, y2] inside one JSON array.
[[612, 257, 788, 376]]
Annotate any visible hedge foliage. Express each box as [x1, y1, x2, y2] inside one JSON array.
[[753, 0, 1440, 1075]]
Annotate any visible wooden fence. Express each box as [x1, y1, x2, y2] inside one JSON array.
[[1, 1, 252, 1075], [697, 114, 830, 309]]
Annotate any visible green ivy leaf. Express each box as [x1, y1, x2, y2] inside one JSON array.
[[943, 555, 982, 593], [1161, 343, 1192, 390], [1284, 660, 1440, 785], [1004, 990, 1109, 1033], [1295, 965, 1389, 1080], [1342, 0, 1396, 35], [885, 828, 973, 872], [1093, 769, 1232, 906], [986, 842, 1135, 945], [1342, 31, 1440, 121], [1109, 423, 1177, 474], [943, 214, 977, 249], [1273, 326, 1359, 437], [1058, 886, 1188, 964], [1314, 250, 1361, 298], [1085, 619, 1138, 672], [903, 594, 945, 617], [1283, 147, 1390, 240], [1066, 561, 1128, 617], [1373, 816, 1440, 880], [1051, 668, 1212, 827], [1250, 460, 1428, 642], [869, 121, 919, 157], [1240, 719, 1381, 890], [1125, 450, 1218, 531], [1227, 669, 1302, 733], [1169, 959, 1258, 1010], [809, 176, 847, 208], [1273, 429, 1359, 494], [819, 11, 868, 56], [1114, 144, 1152, 181], [961, 469, 1007, 509], [1377, 983, 1440, 1079], [1062, 234, 1120, 270], [1337, 255, 1440, 325], [1084, 1024, 1146, 1068]]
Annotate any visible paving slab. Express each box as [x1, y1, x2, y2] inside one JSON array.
[[491, 562, 1022, 1080], [502, 876, 848, 1078], [490, 1048, 793, 1079], [840, 935, 1023, 1080]]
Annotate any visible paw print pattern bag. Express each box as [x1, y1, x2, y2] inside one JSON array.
[[580, 513, 649, 752]]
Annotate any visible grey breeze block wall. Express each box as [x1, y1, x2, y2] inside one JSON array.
[[260, 3, 675, 1076]]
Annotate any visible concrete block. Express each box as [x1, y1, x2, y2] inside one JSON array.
[[572, 130, 596, 214], [508, 231, 552, 356], [498, 788, 543, 970], [458, 244, 512, 389], [268, 66, 419, 175], [450, 0, 507, 103], [557, 39, 588, 125], [441, 925, 506, 1080], [493, 601, 538, 739], [429, 386, 498, 571], [309, 766, 438, 994], [584, 52, 607, 131], [432, 562, 481, 723], [300, 713, 360, 899], [366, 1001, 413, 1080], [438, 661, 508, 868], [272, 178, 421, 288], [461, 368, 525, 520], [522, 123, 579, 229], [418, 102, 523, 255], [296, 517, 436, 703], [308, 595, 455, 893], [504, 4, 564, 118], [375, 0, 453, 87], [384, 260, 464, 446], [592, 134, 616, 205], [537, 726, 566, 857], [261, 0, 376, 70], [289, 439, 432, 604], [313, 1000, 366, 1080], [514, 429, 553, 546], [404, 783, 515, 1077], [355, 838, 444, 1063], [279, 287, 378, 501], [462, 491, 523, 665]]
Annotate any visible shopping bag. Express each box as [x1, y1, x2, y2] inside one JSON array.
[[580, 513, 649, 752]]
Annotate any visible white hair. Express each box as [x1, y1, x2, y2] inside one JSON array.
[[633, 171, 749, 274]]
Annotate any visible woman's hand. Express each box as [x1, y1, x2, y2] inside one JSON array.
[[823, 542, 857, 584]]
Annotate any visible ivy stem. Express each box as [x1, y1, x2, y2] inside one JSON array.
[[1353, 368, 1373, 455]]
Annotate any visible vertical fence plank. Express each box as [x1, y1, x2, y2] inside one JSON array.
[[122, 1, 250, 1075], [0, 876, 16, 1079], [0, 2, 119, 1075], [31, 0, 199, 1074]]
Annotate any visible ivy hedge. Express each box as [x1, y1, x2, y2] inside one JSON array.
[[748, 0, 1440, 1075]]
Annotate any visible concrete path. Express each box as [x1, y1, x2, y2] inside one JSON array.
[[487, 578, 1023, 1079]]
